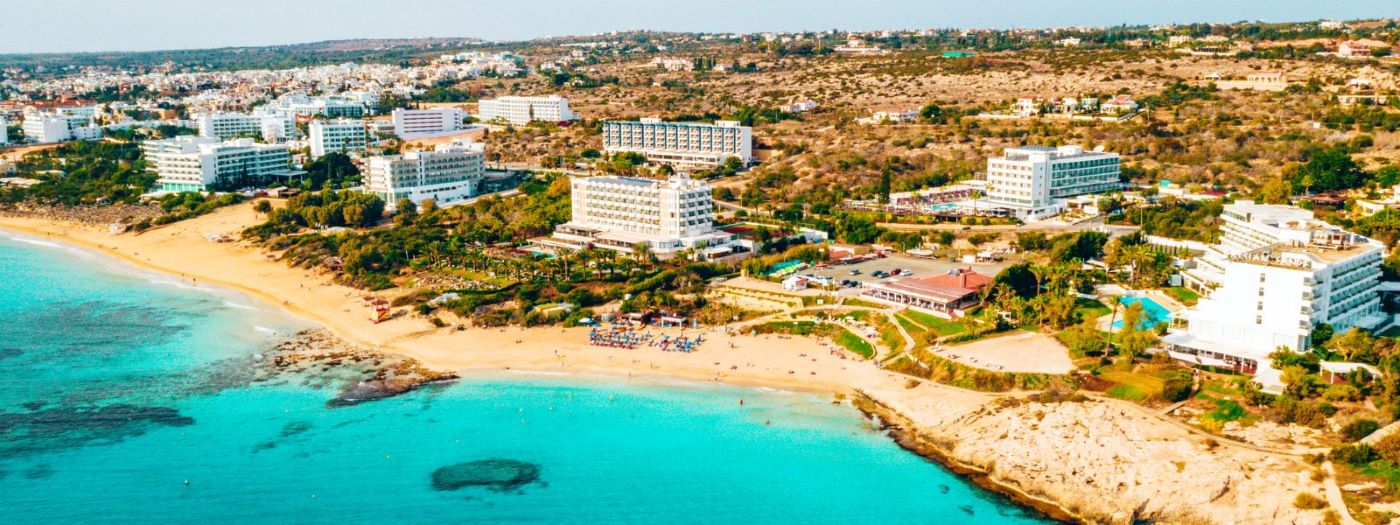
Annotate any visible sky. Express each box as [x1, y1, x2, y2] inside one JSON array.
[[2, 0, 1399, 54]]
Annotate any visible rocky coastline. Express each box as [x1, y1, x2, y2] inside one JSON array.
[[256, 329, 459, 407], [854, 388, 1330, 525]]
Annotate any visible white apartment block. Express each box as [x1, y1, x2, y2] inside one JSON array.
[[0, 116, 7, 145], [539, 174, 741, 260], [274, 92, 375, 118], [142, 136, 301, 192], [22, 114, 101, 143], [983, 145, 1121, 220], [1165, 203, 1387, 392], [365, 139, 485, 210], [391, 108, 467, 139], [602, 118, 752, 169], [195, 112, 296, 143], [309, 119, 368, 158], [477, 95, 578, 126]]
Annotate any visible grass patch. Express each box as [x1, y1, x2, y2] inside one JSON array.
[[752, 320, 874, 359], [1072, 297, 1111, 321], [1165, 286, 1200, 306], [833, 332, 876, 359], [884, 347, 1075, 392], [900, 309, 969, 336], [842, 297, 885, 309], [894, 314, 929, 339], [1099, 368, 1165, 395], [1106, 384, 1147, 401], [1203, 399, 1248, 424]]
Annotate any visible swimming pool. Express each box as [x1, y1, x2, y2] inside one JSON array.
[[1110, 295, 1172, 330], [926, 202, 958, 212]]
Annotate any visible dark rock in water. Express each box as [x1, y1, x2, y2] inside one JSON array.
[[280, 421, 313, 438], [0, 347, 22, 360], [24, 464, 55, 480], [327, 376, 457, 408], [431, 459, 542, 492], [0, 404, 194, 459]]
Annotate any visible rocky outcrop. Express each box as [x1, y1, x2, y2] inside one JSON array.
[[858, 383, 1328, 524]]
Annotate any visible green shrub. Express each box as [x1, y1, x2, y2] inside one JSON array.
[[1342, 419, 1382, 443], [1292, 492, 1327, 510], [1160, 369, 1194, 402]]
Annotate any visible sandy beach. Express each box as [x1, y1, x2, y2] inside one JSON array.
[[0, 204, 1338, 524], [0, 205, 884, 395]]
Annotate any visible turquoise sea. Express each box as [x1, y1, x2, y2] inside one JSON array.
[[0, 232, 1051, 524]]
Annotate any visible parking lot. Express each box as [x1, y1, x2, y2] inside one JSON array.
[[801, 254, 1013, 296]]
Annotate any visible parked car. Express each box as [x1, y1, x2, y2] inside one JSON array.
[[871, 270, 889, 278], [849, 269, 861, 276]]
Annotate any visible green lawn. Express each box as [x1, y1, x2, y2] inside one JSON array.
[[900, 309, 969, 336], [894, 314, 929, 340], [752, 320, 874, 359], [834, 331, 876, 359], [1107, 384, 1147, 401], [1165, 286, 1201, 306], [1073, 298, 1111, 321], [1203, 399, 1248, 424], [842, 298, 884, 309], [1099, 368, 1165, 395]]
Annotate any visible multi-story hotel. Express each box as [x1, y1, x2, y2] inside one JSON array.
[[1164, 202, 1387, 392], [142, 136, 302, 192], [477, 95, 578, 126], [601, 118, 752, 169], [537, 174, 742, 260], [195, 112, 296, 143], [0, 116, 8, 145], [391, 108, 468, 139], [21, 114, 102, 143], [364, 139, 485, 210], [309, 119, 369, 158], [983, 145, 1122, 220]]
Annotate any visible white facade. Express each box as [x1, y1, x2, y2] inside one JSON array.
[[22, 114, 101, 143], [142, 136, 300, 192], [477, 95, 578, 126], [602, 118, 752, 169], [391, 108, 467, 139], [984, 145, 1121, 219], [542, 174, 740, 260], [0, 116, 6, 145], [309, 119, 368, 158], [1165, 203, 1387, 392], [196, 112, 296, 143], [365, 139, 485, 210]]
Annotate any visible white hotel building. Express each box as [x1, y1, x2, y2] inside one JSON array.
[[391, 108, 468, 139], [537, 174, 742, 260], [195, 112, 296, 143], [602, 118, 752, 169], [309, 119, 368, 158], [1165, 202, 1387, 392], [22, 111, 102, 143], [365, 139, 485, 210], [0, 116, 7, 145], [477, 95, 578, 126], [142, 136, 301, 192], [983, 145, 1122, 220]]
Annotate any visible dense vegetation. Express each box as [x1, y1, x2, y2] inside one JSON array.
[[0, 142, 153, 206]]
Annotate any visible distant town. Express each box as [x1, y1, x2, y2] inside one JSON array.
[[7, 16, 1400, 523]]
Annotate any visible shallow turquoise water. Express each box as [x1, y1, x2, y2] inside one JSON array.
[[1110, 295, 1172, 330], [0, 232, 1051, 524]]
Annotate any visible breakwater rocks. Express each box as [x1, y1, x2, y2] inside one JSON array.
[[259, 329, 458, 407], [431, 459, 542, 493], [856, 388, 1329, 525]]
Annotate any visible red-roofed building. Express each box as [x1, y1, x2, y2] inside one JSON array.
[[861, 268, 993, 319]]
